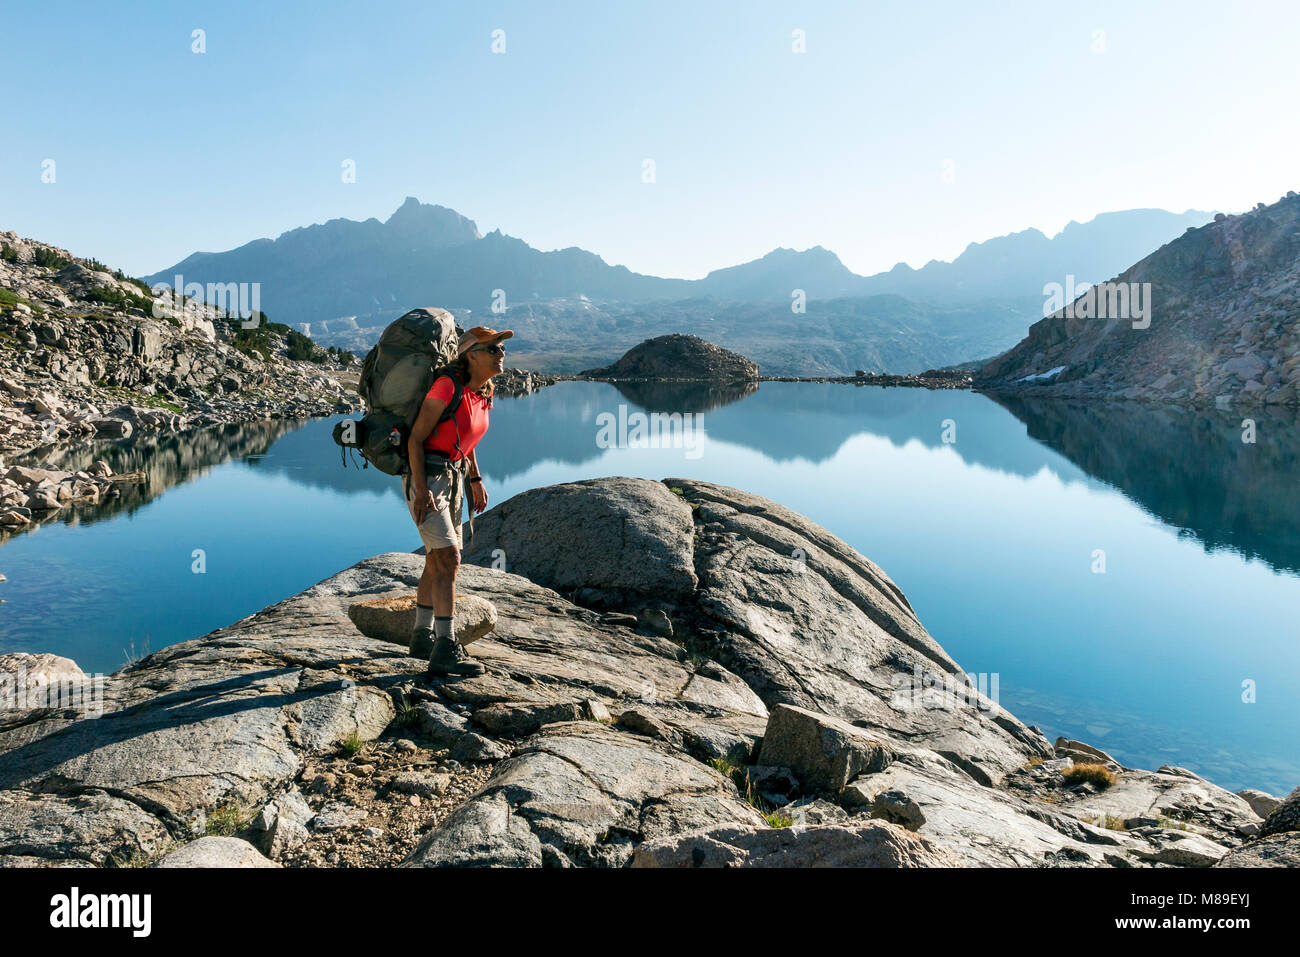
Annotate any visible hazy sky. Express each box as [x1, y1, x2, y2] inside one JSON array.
[[3, 0, 1297, 279]]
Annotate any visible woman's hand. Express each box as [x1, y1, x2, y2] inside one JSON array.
[[471, 481, 488, 514], [413, 487, 435, 524]]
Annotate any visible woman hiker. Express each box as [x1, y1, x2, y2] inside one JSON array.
[[404, 325, 512, 678]]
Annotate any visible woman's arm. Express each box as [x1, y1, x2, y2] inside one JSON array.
[[407, 394, 448, 520], [468, 448, 487, 513]]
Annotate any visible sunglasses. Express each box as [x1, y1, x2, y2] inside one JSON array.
[[472, 344, 506, 357]]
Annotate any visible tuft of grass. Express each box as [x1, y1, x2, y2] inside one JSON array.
[[394, 694, 420, 729], [204, 802, 247, 837], [1061, 762, 1115, 789], [122, 634, 152, 668], [1158, 815, 1190, 831], [709, 756, 741, 780], [1083, 812, 1129, 831], [1025, 756, 1045, 769], [339, 730, 365, 757], [739, 775, 794, 827], [763, 809, 794, 828]]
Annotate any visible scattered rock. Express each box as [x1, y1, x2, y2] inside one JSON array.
[[1259, 786, 1300, 837], [154, 837, 280, 868], [450, 733, 508, 763], [1236, 788, 1280, 819], [758, 704, 894, 794], [311, 802, 369, 833]]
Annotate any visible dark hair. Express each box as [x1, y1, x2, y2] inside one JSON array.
[[450, 352, 494, 404]]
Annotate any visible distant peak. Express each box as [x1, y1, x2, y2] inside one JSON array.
[[387, 196, 429, 222]]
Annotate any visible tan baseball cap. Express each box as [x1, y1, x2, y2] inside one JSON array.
[[457, 325, 514, 357]]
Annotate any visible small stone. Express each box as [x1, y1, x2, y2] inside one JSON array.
[[389, 772, 451, 798], [870, 789, 926, 830], [310, 802, 367, 832], [451, 732, 508, 763]]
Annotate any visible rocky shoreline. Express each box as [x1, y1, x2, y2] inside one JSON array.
[[763, 368, 974, 389], [0, 476, 1292, 868], [0, 231, 367, 460]]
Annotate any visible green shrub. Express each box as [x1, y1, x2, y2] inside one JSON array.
[[84, 285, 153, 314], [31, 248, 68, 269]]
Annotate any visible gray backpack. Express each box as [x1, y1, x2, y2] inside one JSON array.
[[333, 307, 462, 475]]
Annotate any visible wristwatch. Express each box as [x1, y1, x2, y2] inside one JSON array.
[[469, 476, 482, 484]]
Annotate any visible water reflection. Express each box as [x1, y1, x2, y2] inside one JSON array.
[[990, 395, 1300, 574], [6, 418, 308, 542], [605, 378, 759, 412], [13, 385, 1297, 579]]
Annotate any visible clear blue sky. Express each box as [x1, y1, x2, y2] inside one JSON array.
[[3, 0, 1297, 279]]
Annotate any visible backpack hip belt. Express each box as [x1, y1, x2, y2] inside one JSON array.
[[413, 450, 476, 553]]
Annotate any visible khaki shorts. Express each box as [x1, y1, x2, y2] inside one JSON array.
[[405, 467, 465, 552]]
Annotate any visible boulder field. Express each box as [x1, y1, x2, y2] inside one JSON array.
[[0, 477, 1291, 868]]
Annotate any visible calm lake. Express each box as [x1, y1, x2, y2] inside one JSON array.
[[2, 380, 1297, 794]]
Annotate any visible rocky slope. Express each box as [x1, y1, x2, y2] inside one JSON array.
[[1, 477, 1291, 868], [0, 230, 362, 458], [578, 334, 760, 381], [977, 191, 1300, 407]]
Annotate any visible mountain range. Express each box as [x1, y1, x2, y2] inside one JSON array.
[[145, 199, 1214, 376], [977, 191, 1300, 407]]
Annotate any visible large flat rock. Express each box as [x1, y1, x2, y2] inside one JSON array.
[[466, 477, 1050, 782]]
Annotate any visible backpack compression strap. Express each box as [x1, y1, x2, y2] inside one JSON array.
[[404, 370, 469, 501]]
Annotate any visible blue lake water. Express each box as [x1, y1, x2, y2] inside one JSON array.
[[1, 380, 1297, 794]]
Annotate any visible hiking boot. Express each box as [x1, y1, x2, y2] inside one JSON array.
[[409, 627, 436, 660], [424, 634, 485, 678]]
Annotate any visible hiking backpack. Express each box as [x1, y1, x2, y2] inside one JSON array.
[[332, 306, 466, 475]]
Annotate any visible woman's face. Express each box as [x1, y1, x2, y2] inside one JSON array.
[[469, 343, 505, 377]]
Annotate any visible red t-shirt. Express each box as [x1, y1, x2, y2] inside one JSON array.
[[422, 376, 490, 460]]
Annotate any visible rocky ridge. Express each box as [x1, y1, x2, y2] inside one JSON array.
[[977, 191, 1300, 407], [0, 230, 362, 458], [578, 334, 761, 381], [0, 477, 1291, 868]]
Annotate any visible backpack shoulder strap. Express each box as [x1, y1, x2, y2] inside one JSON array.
[[434, 370, 466, 425]]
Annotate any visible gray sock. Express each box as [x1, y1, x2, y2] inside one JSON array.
[[415, 604, 435, 631], [434, 616, 453, 641]]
